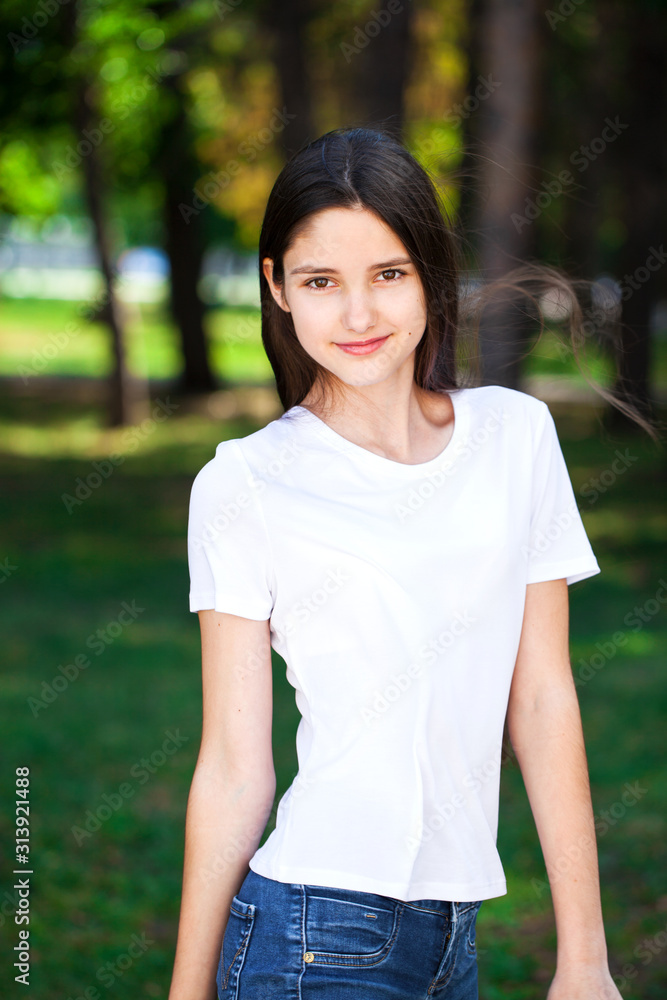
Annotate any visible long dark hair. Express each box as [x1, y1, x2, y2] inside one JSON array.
[[258, 125, 661, 440]]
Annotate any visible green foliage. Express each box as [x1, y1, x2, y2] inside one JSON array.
[[0, 0, 283, 249], [0, 139, 61, 215]]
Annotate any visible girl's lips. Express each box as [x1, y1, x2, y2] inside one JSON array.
[[335, 335, 390, 356]]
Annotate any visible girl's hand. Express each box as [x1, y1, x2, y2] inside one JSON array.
[[547, 965, 624, 1000]]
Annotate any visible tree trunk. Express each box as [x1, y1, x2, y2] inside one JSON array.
[[74, 84, 142, 427], [352, 0, 415, 141], [60, 0, 141, 427], [159, 90, 218, 393], [603, 4, 666, 431], [260, 0, 317, 157], [464, 0, 544, 388], [457, 0, 484, 270], [555, 36, 610, 279]]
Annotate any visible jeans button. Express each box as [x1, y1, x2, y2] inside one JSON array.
[[304, 952, 314, 963]]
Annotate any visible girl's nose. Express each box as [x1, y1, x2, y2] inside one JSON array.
[[340, 288, 377, 335]]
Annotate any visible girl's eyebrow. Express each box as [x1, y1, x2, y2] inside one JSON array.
[[288, 257, 413, 275]]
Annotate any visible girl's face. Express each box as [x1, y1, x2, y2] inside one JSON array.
[[262, 205, 428, 389]]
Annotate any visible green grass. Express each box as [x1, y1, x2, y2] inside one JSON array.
[[0, 297, 273, 383], [0, 318, 666, 996]]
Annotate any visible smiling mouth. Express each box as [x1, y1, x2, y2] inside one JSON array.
[[334, 335, 391, 356], [335, 335, 390, 347]]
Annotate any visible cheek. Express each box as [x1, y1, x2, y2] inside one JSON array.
[[396, 290, 427, 329], [290, 293, 335, 332], [288, 297, 334, 353]]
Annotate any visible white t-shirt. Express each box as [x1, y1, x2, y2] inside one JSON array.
[[187, 384, 601, 902]]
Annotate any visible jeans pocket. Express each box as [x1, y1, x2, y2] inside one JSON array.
[[216, 895, 256, 999], [304, 892, 402, 966]]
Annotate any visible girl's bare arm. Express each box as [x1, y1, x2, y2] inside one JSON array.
[[506, 578, 623, 999], [168, 610, 277, 1000]]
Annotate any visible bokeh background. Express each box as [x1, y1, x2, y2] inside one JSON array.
[[0, 1, 666, 997]]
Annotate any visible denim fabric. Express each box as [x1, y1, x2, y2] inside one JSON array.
[[217, 868, 482, 999]]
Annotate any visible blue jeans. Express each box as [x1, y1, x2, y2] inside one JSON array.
[[217, 868, 482, 999]]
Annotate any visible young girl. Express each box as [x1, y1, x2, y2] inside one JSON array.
[[169, 127, 648, 1000]]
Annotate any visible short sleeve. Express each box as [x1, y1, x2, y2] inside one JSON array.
[[187, 440, 275, 619], [524, 402, 601, 586]]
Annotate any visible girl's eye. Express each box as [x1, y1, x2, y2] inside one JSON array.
[[379, 268, 406, 281], [304, 269, 406, 290], [305, 277, 334, 289]]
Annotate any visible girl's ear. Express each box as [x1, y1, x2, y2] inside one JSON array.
[[262, 257, 291, 313]]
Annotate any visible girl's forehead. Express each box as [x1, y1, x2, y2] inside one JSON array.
[[286, 206, 406, 258]]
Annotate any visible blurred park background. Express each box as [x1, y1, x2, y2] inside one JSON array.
[[0, 0, 666, 997]]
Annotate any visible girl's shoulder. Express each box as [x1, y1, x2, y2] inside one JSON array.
[[452, 384, 550, 437], [192, 407, 309, 487]]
